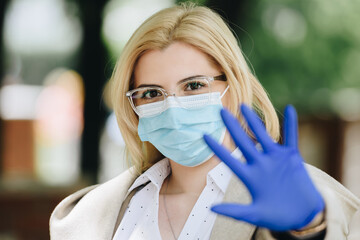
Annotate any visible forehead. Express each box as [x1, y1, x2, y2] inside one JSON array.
[[133, 42, 221, 88]]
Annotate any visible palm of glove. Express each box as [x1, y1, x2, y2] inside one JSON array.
[[203, 105, 325, 231]]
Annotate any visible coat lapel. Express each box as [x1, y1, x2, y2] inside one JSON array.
[[210, 176, 256, 240]]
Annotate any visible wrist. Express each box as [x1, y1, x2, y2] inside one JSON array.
[[294, 210, 325, 231], [271, 209, 327, 240], [289, 210, 326, 238]]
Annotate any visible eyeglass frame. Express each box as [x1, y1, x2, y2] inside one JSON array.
[[125, 74, 227, 116]]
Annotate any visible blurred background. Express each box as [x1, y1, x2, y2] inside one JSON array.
[[0, 0, 359, 239]]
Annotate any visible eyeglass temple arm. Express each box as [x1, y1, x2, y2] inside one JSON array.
[[214, 74, 227, 81]]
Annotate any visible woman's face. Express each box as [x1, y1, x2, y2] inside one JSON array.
[[133, 41, 230, 108]]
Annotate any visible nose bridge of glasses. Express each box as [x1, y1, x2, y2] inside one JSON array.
[[163, 87, 181, 98], [165, 91, 176, 97]]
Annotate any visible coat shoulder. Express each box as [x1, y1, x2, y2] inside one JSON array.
[[306, 164, 360, 239], [49, 168, 138, 240], [305, 164, 360, 212]]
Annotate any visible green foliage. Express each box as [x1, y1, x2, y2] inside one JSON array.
[[227, 0, 360, 116]]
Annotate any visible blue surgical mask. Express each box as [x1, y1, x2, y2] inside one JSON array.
[[137, 87, 229, 167]]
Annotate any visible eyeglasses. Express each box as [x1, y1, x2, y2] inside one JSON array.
[[126, 74, 227, 117]]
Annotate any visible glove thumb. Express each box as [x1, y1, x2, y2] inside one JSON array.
[[211, 203, 259, 225]]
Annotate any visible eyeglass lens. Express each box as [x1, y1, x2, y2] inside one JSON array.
[[131, 78, 211, 107]]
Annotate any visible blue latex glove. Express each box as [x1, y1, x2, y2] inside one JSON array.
[[203, 104, 325, 231]]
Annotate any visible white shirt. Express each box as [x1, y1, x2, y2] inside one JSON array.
[[113, 149, 242, 240]]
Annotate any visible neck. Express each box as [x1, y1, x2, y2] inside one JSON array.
[[164, 131, 235, 196]]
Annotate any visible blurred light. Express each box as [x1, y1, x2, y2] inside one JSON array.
[[263, 6, 307, 46], [106, 112, 125, 146], [331, 88, 360, 121], [342, 122, 360, 197], [35, 69, 84, 186], [308, 0, 360, 41], [4, 0, 82, 55], [102, 0, 174, 56], [0, 84, 43, 120], [99, 112, 127, 183]]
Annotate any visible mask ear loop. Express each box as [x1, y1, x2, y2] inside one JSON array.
[[220, 85, 230, 99]]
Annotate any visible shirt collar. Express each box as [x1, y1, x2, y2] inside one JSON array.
[[127, 148, 243, 194], [128, 158, 170, 193], [207, 162, 232, 193], [207, 148, 243, 193]]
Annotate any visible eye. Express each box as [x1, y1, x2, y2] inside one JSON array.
[[142, 89, 162, 99], [185, 81, 206, 91]]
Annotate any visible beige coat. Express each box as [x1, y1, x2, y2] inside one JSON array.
[[50, 164, 360, 240]]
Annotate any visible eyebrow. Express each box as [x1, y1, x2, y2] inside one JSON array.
[[136, 83, 163, 88], [136, 75, 206, 89]]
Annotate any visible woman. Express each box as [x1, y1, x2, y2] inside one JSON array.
[[50, 3, 360, 239]]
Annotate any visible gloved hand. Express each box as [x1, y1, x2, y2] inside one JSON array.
[[203, 104, 325, 231]]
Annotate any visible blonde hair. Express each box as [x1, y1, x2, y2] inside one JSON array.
[[110, 3, 280, 174]]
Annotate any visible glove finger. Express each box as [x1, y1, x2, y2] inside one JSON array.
[[211, 203, 259, 225], [203, 134, 251, 185], [220, 108, 259, 164], [240, 104, 275, 153], [284, 105, 298, 148]]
